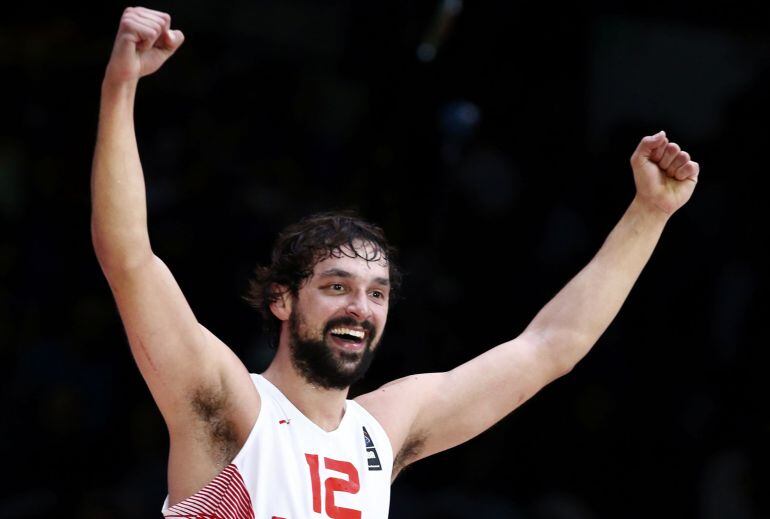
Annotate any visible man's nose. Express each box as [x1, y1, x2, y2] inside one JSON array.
[[345, 290, 372, 320]]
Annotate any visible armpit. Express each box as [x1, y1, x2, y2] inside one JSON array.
[[392, 432, 426, 480], [191, 385, 239, 465]]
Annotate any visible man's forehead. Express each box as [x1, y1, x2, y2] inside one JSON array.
[[312, 251, 390, 280]]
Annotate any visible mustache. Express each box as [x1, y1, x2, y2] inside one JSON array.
[[323, 316, 375, 336]]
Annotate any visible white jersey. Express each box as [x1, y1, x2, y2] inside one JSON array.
[[161, 374, 393, 518]]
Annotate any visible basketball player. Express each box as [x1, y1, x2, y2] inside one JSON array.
[[91, 7, 700, 518]]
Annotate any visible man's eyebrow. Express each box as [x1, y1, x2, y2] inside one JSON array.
[[318, 268, 353, 279], [317, 269, 390, 286]]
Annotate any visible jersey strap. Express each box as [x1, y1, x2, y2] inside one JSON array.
[[163, 464, 255, 519]]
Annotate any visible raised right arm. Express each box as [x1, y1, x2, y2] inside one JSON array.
[[91, 8, 258, 460]]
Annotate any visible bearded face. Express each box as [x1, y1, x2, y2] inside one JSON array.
[[274, 246, 391, 389], [288, 307, 379, 390]]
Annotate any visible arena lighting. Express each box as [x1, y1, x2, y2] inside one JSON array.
[[417, 0, 463, 62]]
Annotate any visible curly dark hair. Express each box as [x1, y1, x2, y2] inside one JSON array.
[[245, 211, 402, 344]]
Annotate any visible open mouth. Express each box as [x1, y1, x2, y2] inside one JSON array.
[[328, 327, 367, 350]]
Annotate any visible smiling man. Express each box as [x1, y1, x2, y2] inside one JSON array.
[[91, 7, 700, 519], [248, 226, 397, 395]]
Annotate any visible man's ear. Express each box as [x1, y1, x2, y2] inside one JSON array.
[[269, 285, 292, 321]]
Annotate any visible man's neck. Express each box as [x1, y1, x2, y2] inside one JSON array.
[[261, 347, 350, 433]]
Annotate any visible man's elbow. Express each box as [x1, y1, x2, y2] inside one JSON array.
[[556, 336, 596, 378], [556, 360, 575, 378], [541, 332, 589, 380], [91, 224, 153, 275]]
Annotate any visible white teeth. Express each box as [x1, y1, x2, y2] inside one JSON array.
[[330, 327, 365, 339]]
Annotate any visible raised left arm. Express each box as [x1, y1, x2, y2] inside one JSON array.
[[358, 131, 699, 476]]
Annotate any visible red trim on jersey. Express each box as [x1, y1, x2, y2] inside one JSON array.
[[164, 464, 255, 519]]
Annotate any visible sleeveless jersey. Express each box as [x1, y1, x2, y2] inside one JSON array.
[[161, 374, 393, 519]]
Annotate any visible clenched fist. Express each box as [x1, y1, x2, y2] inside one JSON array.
[[630, 131, 700, 217], [104, 7, 184, 86]]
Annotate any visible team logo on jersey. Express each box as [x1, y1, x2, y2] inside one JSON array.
[[362, 426, 382, 471]]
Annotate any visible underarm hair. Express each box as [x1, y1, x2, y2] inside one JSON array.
[[191, 386, 239, 464], [393, 433, 426, 475]]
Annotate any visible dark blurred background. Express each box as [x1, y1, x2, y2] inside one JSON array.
[[1, 1, 768, 517]]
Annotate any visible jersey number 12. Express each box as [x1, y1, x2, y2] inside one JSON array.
[[305, 453, 361, 519]]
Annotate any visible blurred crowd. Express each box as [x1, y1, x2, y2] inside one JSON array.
[[1, 2, 767, 517]]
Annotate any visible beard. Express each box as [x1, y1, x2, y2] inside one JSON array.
[[288, 310, 379, 390]]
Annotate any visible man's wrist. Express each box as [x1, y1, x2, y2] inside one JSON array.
[[628, 196, 671, 228], [101, 75, 139, 99]]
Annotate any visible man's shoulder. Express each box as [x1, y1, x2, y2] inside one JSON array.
[[355, 373, 444, 408], [353, 373, 445, 455]]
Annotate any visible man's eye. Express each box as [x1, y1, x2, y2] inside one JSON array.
[[370, 290, 385, 299], [330, 284, 344, 291]]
